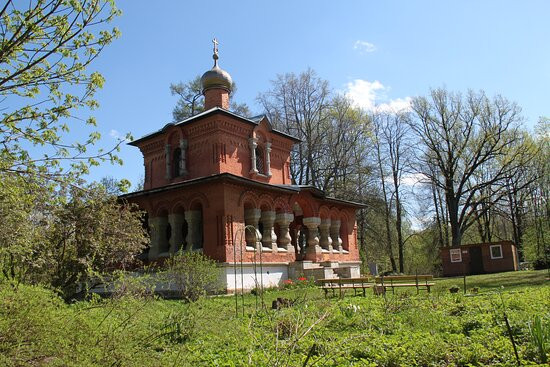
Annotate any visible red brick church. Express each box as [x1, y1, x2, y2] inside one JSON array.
[[121, 41, 363, 291]]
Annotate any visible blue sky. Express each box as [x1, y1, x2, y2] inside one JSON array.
[[83, 0, 550, 187]]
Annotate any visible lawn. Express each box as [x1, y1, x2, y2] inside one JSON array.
[[0, 270, 548, 366], [434, 270, 550, 293]]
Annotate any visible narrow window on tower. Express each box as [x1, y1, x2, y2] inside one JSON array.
[[173, 148, 182, 177], [255, 147, 265, 175]]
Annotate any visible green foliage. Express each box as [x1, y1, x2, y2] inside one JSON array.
[[111, 271, 156, 300], [1, 270, 548, 366], [0, 175, 148, 300], [163, 251, 224, 302], [1, 0, 125, 183], [0, 173, 49, 281], [528, 315, 550, 364], [43, 184, 147, 300]]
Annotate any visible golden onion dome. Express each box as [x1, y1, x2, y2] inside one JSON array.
[[201, 38, 232, 93]]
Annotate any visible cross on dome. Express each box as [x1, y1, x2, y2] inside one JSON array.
[[212, 38, 219, 66]]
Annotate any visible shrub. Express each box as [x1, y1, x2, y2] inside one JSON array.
[[111, 271, 155, 300], [164, 251, 224, 302]]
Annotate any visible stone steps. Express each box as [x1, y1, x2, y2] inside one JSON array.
[[290, 260, 360, 281]]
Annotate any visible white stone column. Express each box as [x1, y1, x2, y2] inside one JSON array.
[[184, 210, 202, 250], [330, 220, 343, 253], [260, 210, 277, 251], [244, 208, 262, 250], [179, 138, 188, 176], [265, 142, 272, 177], [319, 218, 333, 252], [249, 138, 258, 174], [303, 217, 322, 256], [165, 144, 171, 179], [148, 216, 169, 260], [168, 213, 186, 253], [275, 213, 294, 252]]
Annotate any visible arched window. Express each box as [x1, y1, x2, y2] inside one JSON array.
[[173, 148, 182, 177], [255, 147, 265, 175]]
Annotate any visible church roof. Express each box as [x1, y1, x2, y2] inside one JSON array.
[[119, 172, 365, 209], [128, 107, 301, 146]]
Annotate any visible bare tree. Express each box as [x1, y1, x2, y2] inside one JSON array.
[[411, 88, 533, 247], [258, 70, 371, 198], [370, 111, 412, 272], [320, 95, 369, 194], [257, 69, 331, 187], [371, 112, 397, 272]]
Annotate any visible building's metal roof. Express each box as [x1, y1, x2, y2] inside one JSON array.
[[128, 107, 301, 146], [119, 172, 366, 209]]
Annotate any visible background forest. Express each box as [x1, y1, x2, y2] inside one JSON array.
[[0, 0, 548, 303], [170, 70, 550, 275]]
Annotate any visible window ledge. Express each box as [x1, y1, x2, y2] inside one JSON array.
[[249, 171, 272, 180]]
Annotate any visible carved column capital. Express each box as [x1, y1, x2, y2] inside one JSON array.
[[303, 217, 322, 257], [276, 213, 294, 252], [244, 208, 262, 249], [184, 210, 202, 251], [148, 216, 169, 260], [168, 213, 186, 253], [260, 211, 277, 251], [330, 220, 343, 253], [319, 218, 333, 252]]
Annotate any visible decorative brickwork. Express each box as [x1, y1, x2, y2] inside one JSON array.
[[121, 50, 365, 290]]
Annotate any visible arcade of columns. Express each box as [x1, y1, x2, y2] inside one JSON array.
[[243, 208, 346, 256], [147, 207, 348, 260], [147, 210, 202, 259]]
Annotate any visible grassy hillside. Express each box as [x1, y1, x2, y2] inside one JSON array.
[[0, 270, 548, 366]]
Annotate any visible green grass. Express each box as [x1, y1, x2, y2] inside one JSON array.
[[0, 270, 548, 366], [434, 270, 550, 293]]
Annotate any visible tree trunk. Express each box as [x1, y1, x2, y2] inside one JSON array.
[[431, 182, 446, 248], [376, 141, 397, 272], [393, 172, 404, 273], [447, 195, 462, 247]]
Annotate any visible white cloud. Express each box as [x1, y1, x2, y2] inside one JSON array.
[[345, 79, 411, 113], [345, 79, 384, 111], [399, 172, 428, 187], [376, 97, 412, 113], [354, 40, 377, 53]]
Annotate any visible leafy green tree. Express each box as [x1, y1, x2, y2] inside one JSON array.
[[42, 183, 147, 300], [0, 0, 124, 182], [0, 173, 48, 281], [1, 175, 148, 301]]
